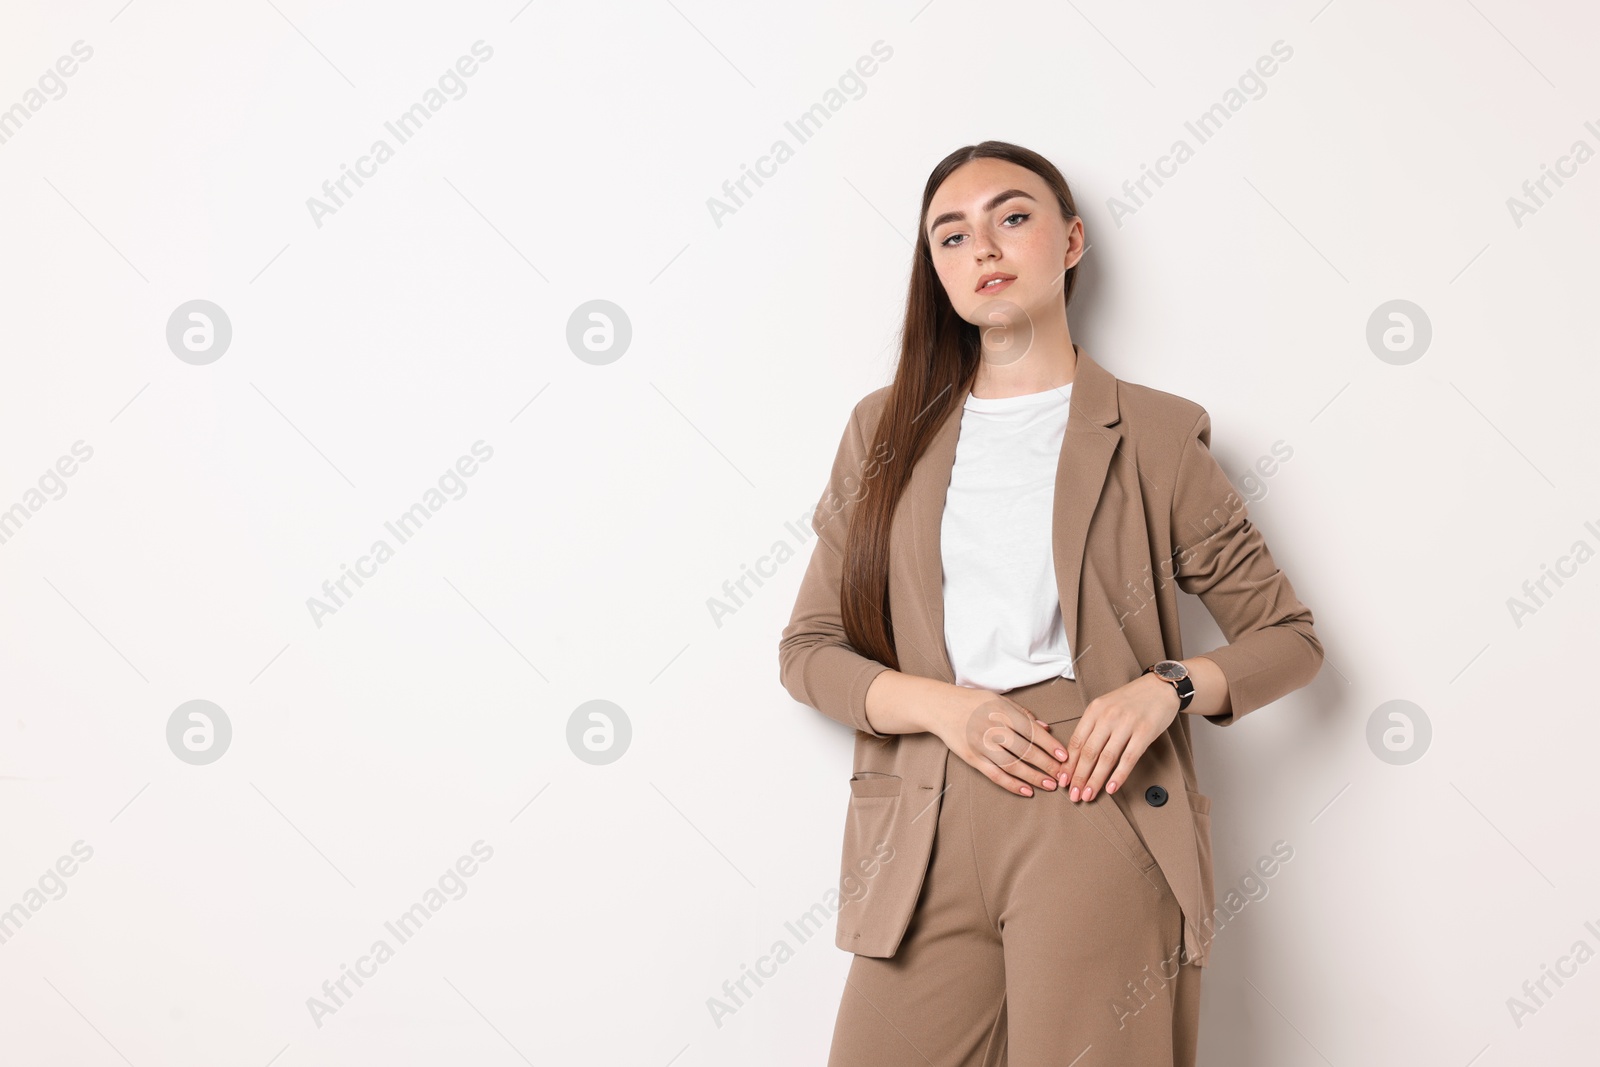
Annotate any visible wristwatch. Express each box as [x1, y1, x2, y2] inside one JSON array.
[[1144, 659, 1194, 712]]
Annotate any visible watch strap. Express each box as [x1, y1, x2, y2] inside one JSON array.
[[1144, 662, 1195, 712]]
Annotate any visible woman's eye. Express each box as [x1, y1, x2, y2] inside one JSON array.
[[938, 212, 1028, 247]]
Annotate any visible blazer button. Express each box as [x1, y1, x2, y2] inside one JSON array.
[[1144, 785, 1168, 807]]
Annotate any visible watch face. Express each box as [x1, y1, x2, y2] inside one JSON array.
[[1153, 660, 1188, 681]]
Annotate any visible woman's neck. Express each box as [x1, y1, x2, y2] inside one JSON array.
[[971, 341, 1078, 400]]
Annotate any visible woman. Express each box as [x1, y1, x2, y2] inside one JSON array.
[[777, 141, 1324, 1066]]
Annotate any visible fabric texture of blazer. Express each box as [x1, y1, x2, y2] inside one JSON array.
[[777, 345, 1324, 969]]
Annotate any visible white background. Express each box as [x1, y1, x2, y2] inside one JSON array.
[[2, 1, 1597, 1064]]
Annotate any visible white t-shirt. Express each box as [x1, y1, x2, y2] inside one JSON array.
[[939, 382, 1076, 692]]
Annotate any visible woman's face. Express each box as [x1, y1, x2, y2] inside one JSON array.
[[924, 158, 1082, 329]]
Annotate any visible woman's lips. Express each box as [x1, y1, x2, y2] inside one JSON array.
[[977, 276, 1015, 294]]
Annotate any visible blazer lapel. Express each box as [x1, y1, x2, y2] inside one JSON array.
[[907, 345, 1123, 687]]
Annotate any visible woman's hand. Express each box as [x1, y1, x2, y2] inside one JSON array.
[[1059, 674, 1180, 802], [928, 685, 1070, 797]]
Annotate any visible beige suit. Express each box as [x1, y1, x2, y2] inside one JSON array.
[[777, 345, 1324, 974]]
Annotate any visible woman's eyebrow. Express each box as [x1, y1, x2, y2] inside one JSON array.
[[927, 190, 1036, 235]]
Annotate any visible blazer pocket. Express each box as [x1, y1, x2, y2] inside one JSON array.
[[848, 772, 902, 799], [1188, 789, 1216, 947]]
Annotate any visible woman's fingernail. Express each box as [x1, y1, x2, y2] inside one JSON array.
[[1107, 780, 1117, 794], [1021, 785, 1033, 796], [1041, 777, 1055, 789], [1055, 748, 1068, 760], [1069, 786, 1080, 801]]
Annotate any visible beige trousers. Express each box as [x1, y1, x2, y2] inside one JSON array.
[[827, 675, 1202, 1067]]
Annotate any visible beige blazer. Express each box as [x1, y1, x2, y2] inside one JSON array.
[[777, 345, 1324, 969]]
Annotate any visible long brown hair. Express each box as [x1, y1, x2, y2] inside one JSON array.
[[842, 141, 1082, 669]]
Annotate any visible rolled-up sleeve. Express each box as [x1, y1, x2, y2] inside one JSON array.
[[1170, 409, 1324, 726], [777, 403, 893, 737]]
